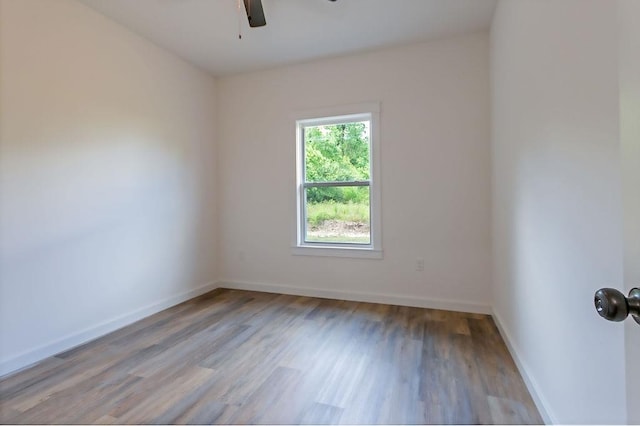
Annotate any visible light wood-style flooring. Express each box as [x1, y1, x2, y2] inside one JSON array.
[[0, 288, 543, 424]]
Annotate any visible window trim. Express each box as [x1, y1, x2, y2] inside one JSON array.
[[292, 102, 382, 259]]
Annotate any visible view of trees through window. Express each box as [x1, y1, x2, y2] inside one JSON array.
[[304, 121, 371, 244]]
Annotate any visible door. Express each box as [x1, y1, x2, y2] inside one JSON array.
[[619, 0, 640, 422]]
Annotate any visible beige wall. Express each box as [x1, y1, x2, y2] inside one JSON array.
[[216, 34, 493, 312], [0, 0, 218, 374], [491, 0, 626, 423]]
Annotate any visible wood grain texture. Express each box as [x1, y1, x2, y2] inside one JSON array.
[[0, 288, 543, 424]]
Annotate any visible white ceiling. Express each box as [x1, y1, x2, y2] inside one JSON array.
[[80, 0, 497, 76]]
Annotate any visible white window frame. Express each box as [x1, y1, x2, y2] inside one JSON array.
[[291, 102, 382, 259]]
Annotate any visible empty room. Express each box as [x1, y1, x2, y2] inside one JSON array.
[[0, 0, 638, 424]]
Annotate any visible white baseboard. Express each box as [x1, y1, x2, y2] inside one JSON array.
[[218, 279, 492, 314], [492, 310, 556, 425], [0, 281, 218, 378]]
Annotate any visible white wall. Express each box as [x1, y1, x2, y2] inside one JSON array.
[[0, 0, 218, 375], [619, 0, 640, 423], [491, 1, 626, 423], [216, 34, 492, 312]]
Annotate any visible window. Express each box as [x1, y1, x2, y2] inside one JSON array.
[[294, 103, 381, 258]]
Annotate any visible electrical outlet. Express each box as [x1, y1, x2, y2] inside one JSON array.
[[416, 258, 424, 272]]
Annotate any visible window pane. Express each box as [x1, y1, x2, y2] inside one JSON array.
[[304, 121, 370, 183], [305, 186, 370, 244]]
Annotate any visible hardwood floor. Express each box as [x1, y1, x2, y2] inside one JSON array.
[[0, 289, 543, 424]]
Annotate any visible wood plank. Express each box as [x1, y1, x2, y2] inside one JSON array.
[[488, 395, 543, 424], [115, 366, 215, 424], [15, 373, 142, 424], [5, 343, 139, 413], [93, 415, 118, 424], [227, 366, 302, 424], [297, 402, 343, 424], [0, 407, 22, 424], [0, 356, 66, 400]]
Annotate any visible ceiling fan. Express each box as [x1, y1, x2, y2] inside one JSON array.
[[242, 0, 336, 28]]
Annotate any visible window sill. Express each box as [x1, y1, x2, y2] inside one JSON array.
[[291, 245, 383, 259]]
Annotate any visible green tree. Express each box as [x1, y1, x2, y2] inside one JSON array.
[[304, 122, 370, 203]]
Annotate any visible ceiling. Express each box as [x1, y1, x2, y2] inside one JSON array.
[[80, 0, 497, 76]]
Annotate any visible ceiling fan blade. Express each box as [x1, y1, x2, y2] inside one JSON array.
[[243, 0, 266, 28]]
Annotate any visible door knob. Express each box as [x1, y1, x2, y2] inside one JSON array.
[[594, 287, 640, 325]]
